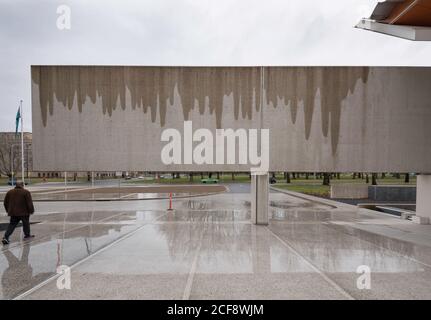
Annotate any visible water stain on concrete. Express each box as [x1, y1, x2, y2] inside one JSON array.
[[265, 67, 369, 154], [33, 66, 261, 129], [32, 66, 369, 154]]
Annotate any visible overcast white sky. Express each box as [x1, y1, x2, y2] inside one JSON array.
[[1, 0, 431, 132]]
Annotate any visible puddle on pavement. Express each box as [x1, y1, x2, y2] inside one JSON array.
[[180, 200, 216, 210], [270, 200, 316, 209], [0, 221, 41, 231], [271, 209, 333, 221]]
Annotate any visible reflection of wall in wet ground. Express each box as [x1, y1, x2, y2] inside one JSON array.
[[0, 210, 141, 299], [0, 246, 50, 299], [157, 214, 273, 274], [32, 66, 431, 172]]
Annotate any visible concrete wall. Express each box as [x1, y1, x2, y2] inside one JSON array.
[[31, 66, 431, 172], [330, 184, 368, 199], [416, 175, 431, 223], [368, 185, 417, 202], [251, 173, 269, 225]]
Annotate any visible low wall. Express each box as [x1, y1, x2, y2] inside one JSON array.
[[330, 184, 369, 199], [368, 185, 416, 202]]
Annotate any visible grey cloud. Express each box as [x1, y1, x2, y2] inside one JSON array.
[[1, 0, 431, 131]]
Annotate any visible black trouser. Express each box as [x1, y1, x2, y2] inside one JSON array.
[[4, 216, 31, 239]]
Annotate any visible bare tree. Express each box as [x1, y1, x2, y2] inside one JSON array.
[[0, 133, 32, 177]]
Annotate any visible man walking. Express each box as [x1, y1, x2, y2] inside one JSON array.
[[2, 181, 35, 245]]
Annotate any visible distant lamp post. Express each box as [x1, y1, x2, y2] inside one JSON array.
[[10, 142, 31, 186]]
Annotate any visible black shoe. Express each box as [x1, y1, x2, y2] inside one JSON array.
[[2, 238, 9, 245], [23, 235, 35, 240]]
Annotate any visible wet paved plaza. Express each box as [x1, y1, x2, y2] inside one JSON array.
[[1, 184, 431, 300]]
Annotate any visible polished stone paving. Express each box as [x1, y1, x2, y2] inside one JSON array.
[[1, 186, 431, 300]]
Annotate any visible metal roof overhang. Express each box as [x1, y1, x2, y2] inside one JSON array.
[[356, 0, 431, 40]]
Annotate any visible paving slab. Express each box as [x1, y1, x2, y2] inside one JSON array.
[[0, 185, 430, 300]]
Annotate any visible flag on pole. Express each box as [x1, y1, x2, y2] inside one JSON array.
[[15, 107, 21, 136]]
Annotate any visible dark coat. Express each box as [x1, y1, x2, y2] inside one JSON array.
[[3, 186, 34, 217]]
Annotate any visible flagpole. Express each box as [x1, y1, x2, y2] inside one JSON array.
[[20, 100, 25, 185]]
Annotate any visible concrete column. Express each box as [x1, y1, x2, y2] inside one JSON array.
[[413, 174, 431, 225], [251, 172, 269, 225]]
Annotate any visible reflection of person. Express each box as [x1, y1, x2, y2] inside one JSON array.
[[1, 246, 33, 299], [2, 181, 35, 245]]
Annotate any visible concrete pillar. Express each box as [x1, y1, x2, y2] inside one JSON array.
[[251, 172, 269, 225], [413, 174, 431, 225]]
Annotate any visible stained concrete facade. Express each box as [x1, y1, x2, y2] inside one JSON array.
[[31, 66, 431, 172]]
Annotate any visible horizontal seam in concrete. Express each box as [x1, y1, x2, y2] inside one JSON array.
[[119, 193, 137, 199], [35, 187, 99, 195], [182, 225, 206, 300]]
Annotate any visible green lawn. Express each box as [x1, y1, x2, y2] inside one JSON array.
[[274, 184, 330, 197], [272, 174, 416, 198]]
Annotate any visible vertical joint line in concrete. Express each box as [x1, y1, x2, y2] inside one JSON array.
[[255, 176, 259, 225], [182, 224, 206, 300], [266, 227, 355, 300]]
